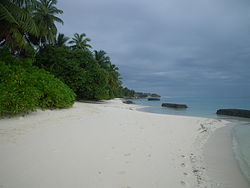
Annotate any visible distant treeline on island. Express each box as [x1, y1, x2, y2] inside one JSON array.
[[122, 88, 161, 98]]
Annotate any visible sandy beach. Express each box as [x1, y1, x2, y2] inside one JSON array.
[[0, 99, 246, 188]]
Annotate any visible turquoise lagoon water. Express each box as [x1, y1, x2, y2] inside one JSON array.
[[129, 96, 250, 184]]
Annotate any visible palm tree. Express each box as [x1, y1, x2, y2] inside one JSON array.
[[93, 50, 121, 97], [0, 0, 38, 49], [32, 0, 63, 46], [106, 64, 121, 98], [69, 33, 92, 50], [94, 50, 111, 69], [55, 33, 69, 46]]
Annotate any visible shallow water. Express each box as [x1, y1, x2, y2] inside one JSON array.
[[129, 96, 250, 185], [232, 121, 250, 185], [130, 96, 250, 118]]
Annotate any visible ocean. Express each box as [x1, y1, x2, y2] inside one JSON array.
[[129, 96, 250, 185]]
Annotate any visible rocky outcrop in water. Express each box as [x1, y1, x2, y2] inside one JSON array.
[[148, 98, 160, 101], [123, 100, 134, 104], [162, 103, 188, 108], [216, 109, 250, 118]]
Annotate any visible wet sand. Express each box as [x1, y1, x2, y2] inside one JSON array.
[[203, 125, 250, 188]]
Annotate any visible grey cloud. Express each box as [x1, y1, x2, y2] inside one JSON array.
[[57, 0, 250, 97]]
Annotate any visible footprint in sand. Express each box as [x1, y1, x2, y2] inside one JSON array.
[[181, 163, 186, 167], [124, 153, 131, 157], [183, 172, 188, 176], [180, 180, 186, 186], [181, 154, 186, 158]]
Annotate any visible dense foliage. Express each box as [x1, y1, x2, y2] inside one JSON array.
[[35, 45, 111, 100], [121, 87, 135, 98], [0, 52, 75, 115], [0, 0, 134, 116]]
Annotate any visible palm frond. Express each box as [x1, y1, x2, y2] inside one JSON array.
[[1, 0, 38, 36], [0, 2, 18, 24], [15, 8, 38, 35], [51, 15, 63, 24]]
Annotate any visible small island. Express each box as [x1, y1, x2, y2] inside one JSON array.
[[122, 88, 161, 99]]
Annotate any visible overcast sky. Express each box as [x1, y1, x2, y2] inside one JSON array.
[[57, 0, 250, 97]]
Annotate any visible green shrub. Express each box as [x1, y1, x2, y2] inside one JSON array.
[[0, 60, 76, 116]]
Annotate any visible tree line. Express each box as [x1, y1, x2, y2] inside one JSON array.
[[0, 0, 133, 115]]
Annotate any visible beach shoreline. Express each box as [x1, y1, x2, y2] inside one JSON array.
[[0, 99, 246, 188], [203, 125, 250, 188]]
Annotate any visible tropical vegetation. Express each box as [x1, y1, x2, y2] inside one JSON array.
[[0, 0, 133, 116], [0, 50, 75, 115]]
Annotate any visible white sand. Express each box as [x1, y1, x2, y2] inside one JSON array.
[[0, 99, 228, 188]]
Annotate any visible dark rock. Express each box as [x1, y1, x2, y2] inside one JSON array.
[[162, 103, 188, 108], [216, 109, 250, 118], [123, 100, 134, 104], [148, 98, 160, 101]]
